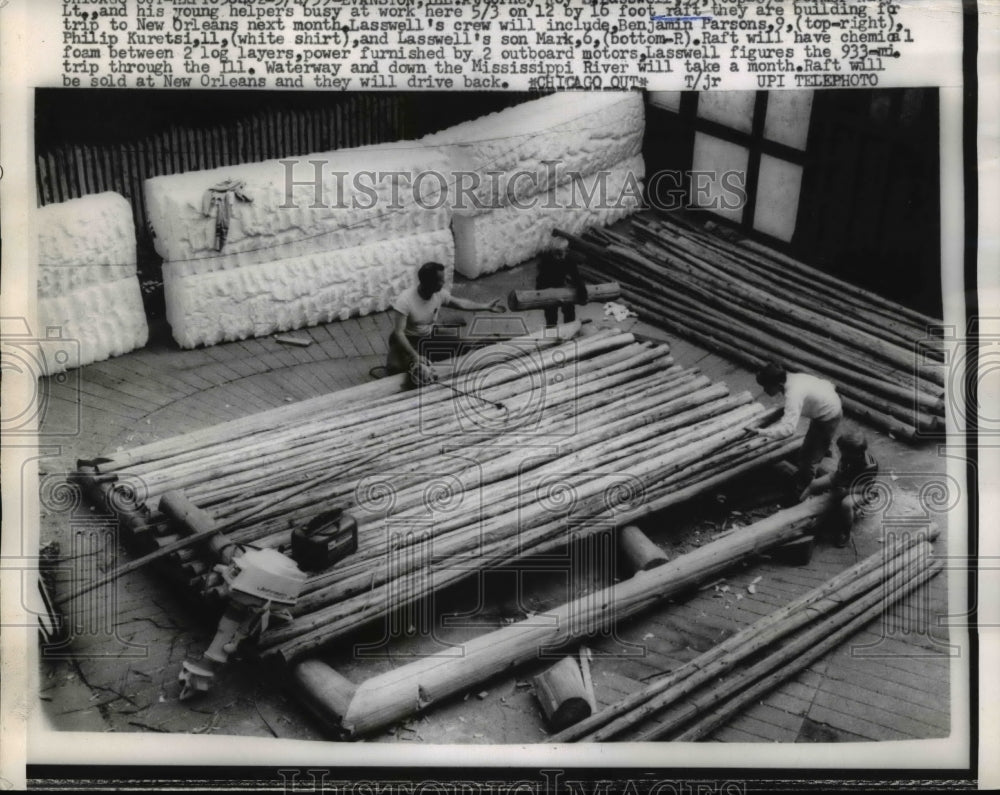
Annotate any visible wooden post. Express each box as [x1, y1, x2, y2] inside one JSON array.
[[533, 657, 592, 731], [619, 525, 668, 573]]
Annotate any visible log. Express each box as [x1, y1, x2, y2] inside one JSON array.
[[533, 657, 592, 731], [564, 222, 945, 441], [291, 494, 836, 737], [635, 216, 938, 354], [553, 530, 937, 741], [650, 555, 943, 741], [604, 241, 943, 387], [639, 213, 940, 333], [81, 324, 810, 674], [615, 280, 940, 431], [579, 647, 597, 713], [508, 282, 620, 311], [159, 489, 236, 563], [291, 660, 357, 735], [619, 525, 668, 573], [601, 281, 924, 442], [613, 266, 942, 412], [260, 404, 770, 649], [119, 331, 630, 492], [96, 324, 585, 472]]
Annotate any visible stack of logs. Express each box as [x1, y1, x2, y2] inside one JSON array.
[[557, 215, 946, 442], [74, 328, 803, 667], [549, 528, 941, 742]]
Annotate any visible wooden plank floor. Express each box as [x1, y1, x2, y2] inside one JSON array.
[[37, 255, 956, 745]]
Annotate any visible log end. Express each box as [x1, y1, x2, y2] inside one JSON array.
[[533, 657, 593, 732], [620, 525, 669, 575], [290, 659, 357, 735], [546, 697, 593, 733]]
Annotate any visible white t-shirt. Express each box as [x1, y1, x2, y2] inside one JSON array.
[[391, 286, 452, 338], [758, 372, 842, 439]]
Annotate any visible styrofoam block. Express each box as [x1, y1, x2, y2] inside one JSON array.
[[37, 263, 139, 299], [144, 143, 454, 266], [38, 278, 149, 375], [163, 229, 454, 349], [37, 192, 136, 270], [421, 92, 644, 212], [453, 155, 645, 279]]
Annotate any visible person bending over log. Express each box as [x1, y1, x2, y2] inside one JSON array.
[[386, 261, 506, 382], [799, 431, 879, 547], [750, 362, 843, 498], [536, 247, 587, 328]]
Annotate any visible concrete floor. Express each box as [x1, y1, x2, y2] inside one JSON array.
[[33, 250, 960, 756]]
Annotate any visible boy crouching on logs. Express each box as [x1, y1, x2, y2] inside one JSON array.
[[799, 431, 880, 547]]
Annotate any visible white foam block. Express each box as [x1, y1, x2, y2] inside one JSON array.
[[37, 192, 137, 271], [163, 229, 454, 349], [452, 155, 645, 279], [421, 92, 644, 212], [36, 192, 148, 373], [38, 192, 139, 298], [144, 143, 454, 267], [38, 279, 149, 374]]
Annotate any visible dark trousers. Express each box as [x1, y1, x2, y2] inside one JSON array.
[[544, 302, 577, 327], [795, 415, 842, 492], [385, 328, 488, 374]]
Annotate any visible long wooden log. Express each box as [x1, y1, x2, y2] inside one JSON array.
[[96, 323, 587, 472], [203, 349, 683, 533], [122, 334, 647, 501], [604, 282, 923, 442], [644, 213, 940, 331], [263, 393, 765, 609], [579, 250, 917, 393], [562, 226, 944, 401], [640, 228, 922, 353], [552, 531, 936, 741], [602, 241, 944, 388], [607, 259, 942, 410], [634, 216, 942, 354], [290, 494, 836, 737], [508, 282, 620, 311], [220, 367, 700, 546], [259, 403, 770, 651], [121, 330, 626, 482], [616, 282, 942, 432], [181, 341, 668, 497], [605, 271, 943, 419], [644, 554, 943, 741], [287, 380, 730, 580], [201, 434, 801, 610]]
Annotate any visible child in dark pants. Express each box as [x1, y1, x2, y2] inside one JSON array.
[[800, 431, 879, 547], [536, 248, 587, 328]]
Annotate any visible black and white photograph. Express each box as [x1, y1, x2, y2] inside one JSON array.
[[1, 1, 996, 792]]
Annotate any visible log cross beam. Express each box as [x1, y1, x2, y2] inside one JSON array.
[[290, 494, 837, 738]]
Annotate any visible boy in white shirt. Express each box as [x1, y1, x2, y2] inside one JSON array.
[[751, 362, 844, 497], [386, 261, 505, 380]]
